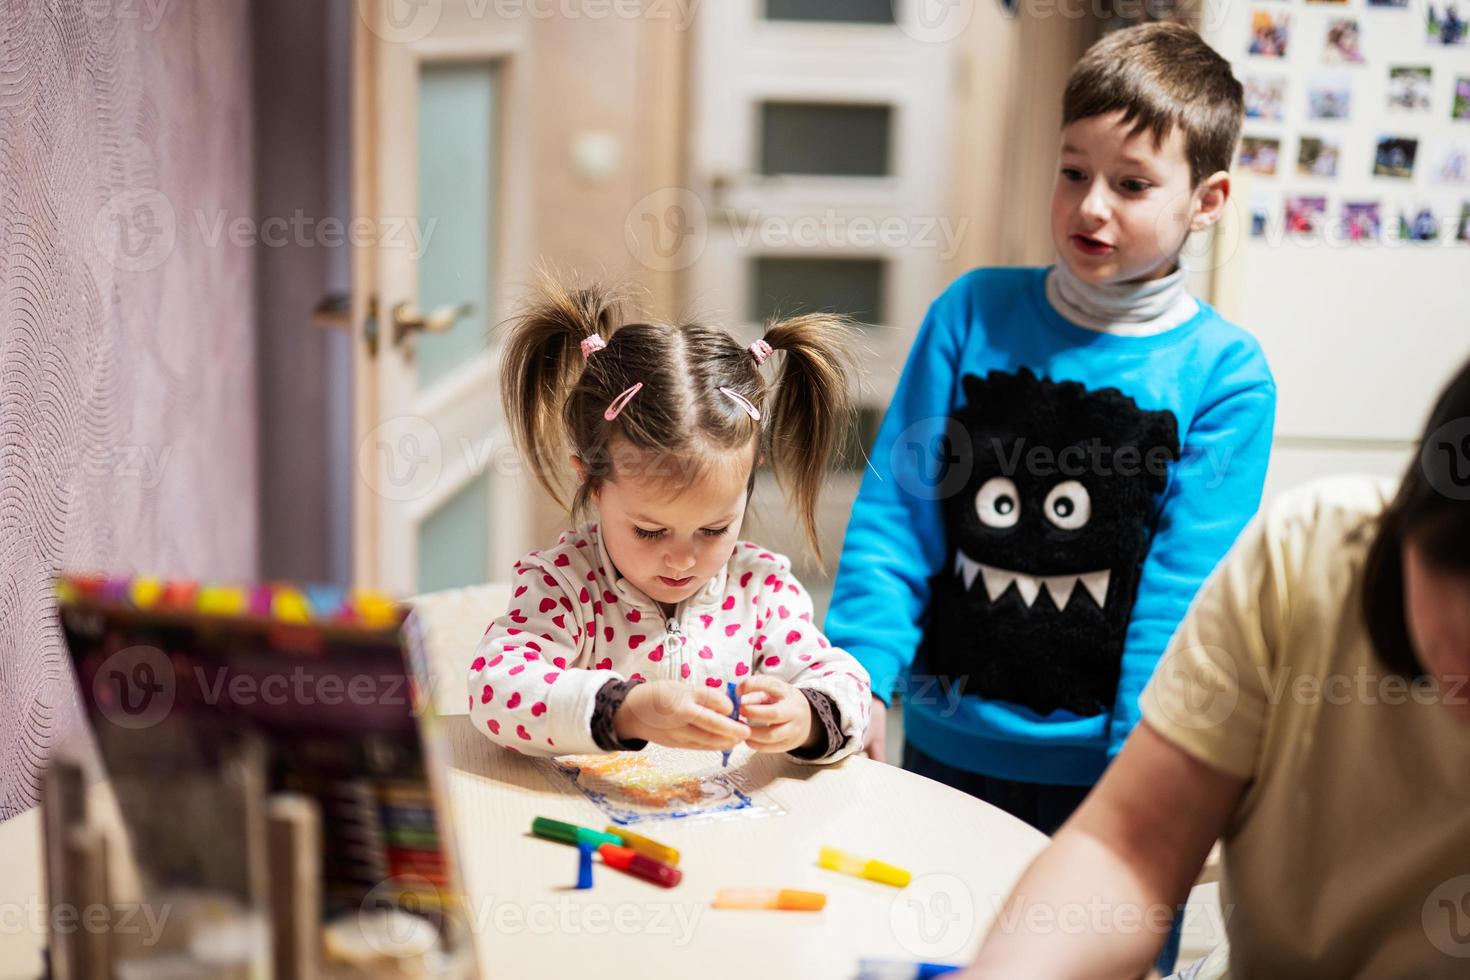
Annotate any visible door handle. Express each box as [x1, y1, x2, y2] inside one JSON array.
[[392, 301, 474, 347], [315, 293, 382, 357]]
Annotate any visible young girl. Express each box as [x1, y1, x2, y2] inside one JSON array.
[[467, 283, 872, 762]]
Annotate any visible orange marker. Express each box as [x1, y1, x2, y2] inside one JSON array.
[[711, 889, 826, 911]]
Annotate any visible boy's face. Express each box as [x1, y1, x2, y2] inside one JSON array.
[[1050, 111, 1230, 286]]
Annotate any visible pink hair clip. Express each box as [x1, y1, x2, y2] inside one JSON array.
[[580, 335, 607, 360], [748, 339, 773, 366], [719, 387, 761, 421], [604, 382, 643, 421]]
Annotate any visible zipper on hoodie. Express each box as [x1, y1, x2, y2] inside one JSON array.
[[663, 612, 687, 682]]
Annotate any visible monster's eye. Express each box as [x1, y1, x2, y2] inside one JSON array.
[[1044, 480, 1091, 530], [975, 477, 1021, 528]]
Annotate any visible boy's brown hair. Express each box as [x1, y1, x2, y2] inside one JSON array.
[[1062, 21, 1244, 186], [501, 280, 858, 564]]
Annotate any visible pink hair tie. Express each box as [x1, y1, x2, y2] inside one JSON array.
[[719, 387, 761, 421], [603, 382, 643, 421], [748, 339, 773, 365], [580, 335, 607, 360]]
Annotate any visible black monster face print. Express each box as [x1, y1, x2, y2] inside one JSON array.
[[919, 369, 1181, 717]]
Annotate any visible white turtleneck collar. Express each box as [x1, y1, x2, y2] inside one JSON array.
[[1044, 260, 1199, 337]]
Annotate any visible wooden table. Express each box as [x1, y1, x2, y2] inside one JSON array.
[[441, 714, 1048, 979], [0, 577, 1051, 978]]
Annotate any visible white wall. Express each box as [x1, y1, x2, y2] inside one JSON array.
[[1200, 0, 1470, 505]]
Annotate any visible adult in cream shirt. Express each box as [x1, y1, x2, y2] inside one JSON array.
[[964, 356, 1470, 979]]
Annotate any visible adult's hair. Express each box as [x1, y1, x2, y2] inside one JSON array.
[[1362, 356, 1470, 674]]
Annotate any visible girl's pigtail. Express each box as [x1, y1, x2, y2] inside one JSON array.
[[500, 280, 622, 508], [759, 313, 860, 567]]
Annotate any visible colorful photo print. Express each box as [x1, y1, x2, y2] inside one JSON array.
[[1398, 203, 1442, 241], [1245, 75, 1287, 121], [1427, 3, 1467, 45], [1431, 138, 1470, 184], [1455, 76, 1470, 120], [1325, 18, 1365, 63], [1388, 66, 1433, 111], [1369, 0, 1408, 8], [1249, 192, 1276, 239], [1341, 201, 1382, 241], [1286, 195, 1329, 236], [1374, 136, 1419, 178], [1457, 202, 1470, 242], [1309, 74, 1353, 119], [1298, 137, 1341, 177], [1239, 136, 1282, 175], [1250, 10, 1291, 57]]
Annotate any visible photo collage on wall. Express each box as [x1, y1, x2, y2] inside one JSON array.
[[1237, 0, 1470, 245]]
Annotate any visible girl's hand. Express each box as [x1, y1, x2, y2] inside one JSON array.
[[737, 675, 818, 754], [613, 680, 750, 751]]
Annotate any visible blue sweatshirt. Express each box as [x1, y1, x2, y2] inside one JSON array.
[[825, 266, 1275, 786]]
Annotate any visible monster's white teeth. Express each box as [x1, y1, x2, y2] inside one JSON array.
[[954, 551, 1110, 610]]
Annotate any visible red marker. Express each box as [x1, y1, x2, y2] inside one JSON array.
[[597, 844, 682, 888]]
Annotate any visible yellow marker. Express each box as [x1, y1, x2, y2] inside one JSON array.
[[712, 889, 825, 912], [818, 846, 912, 888], [607, 827, 680, 867]]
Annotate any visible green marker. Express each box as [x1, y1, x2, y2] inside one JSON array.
[[532, 816, 623, 849]]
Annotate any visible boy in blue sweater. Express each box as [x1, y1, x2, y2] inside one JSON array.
[[827, 23, 1275, 832]]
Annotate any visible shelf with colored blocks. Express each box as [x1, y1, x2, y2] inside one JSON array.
[[54, 574, 404, 629]]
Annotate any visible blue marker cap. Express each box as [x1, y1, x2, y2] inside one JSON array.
[[576, 842, 595, 889], [855, 959, 961, 979], [721, 680, 741, 767]]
